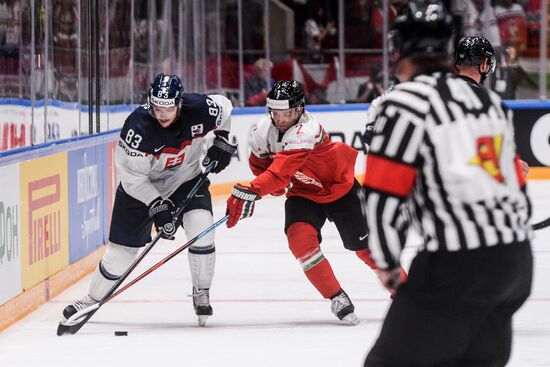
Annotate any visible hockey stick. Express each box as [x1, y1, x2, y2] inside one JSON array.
[[533, 217, 550, 231], [58, 215, 229, 335], [107, 215, 229, 302], [57, 162, 217, 336]]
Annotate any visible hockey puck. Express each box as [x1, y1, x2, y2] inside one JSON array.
[[114, 331, 128, 336]]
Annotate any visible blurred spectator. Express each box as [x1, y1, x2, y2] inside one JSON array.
[[244, 58, 274, 107], [225, 1, 263, 64], [306, 87, 329, 105], [356, 70, 384, 103], [356, 71, 400, 103], [52, 0, 78, 101], [495, 0, 528, 98], [109, 0, 131, 48], [369, 0, 397, 49], [282, 0, 308, 48], [461, 0, 502, 47], [52, 1, 77, 48], [304, 1, 336, 63], [54, 71, 77, 102], [0, 0, 19, 49], [0, 0, 20, 78], [492, 47, 517, 99], [495, 0, 528, 52]]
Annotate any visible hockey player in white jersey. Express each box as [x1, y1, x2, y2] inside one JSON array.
[[62, 74, 236, 327]]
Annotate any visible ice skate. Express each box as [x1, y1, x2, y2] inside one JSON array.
[[192, 287, 213, 327], [330, 289, 359, 325], [62, 295, 99, 321]]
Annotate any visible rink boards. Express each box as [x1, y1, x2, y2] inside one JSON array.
[[0, 101, 549, 331]]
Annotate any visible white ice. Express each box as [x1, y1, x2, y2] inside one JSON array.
[[1, 181, 549, 367]]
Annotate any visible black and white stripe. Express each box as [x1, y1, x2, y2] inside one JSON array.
[[365, 71, 532, 270]]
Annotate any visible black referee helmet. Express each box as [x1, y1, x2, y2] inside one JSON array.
[[389, 0, 455, 61]]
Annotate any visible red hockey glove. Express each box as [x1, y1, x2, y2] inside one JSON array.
[[226, 184, 261, 228]]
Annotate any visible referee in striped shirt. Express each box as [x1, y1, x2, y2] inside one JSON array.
[[363, 1, 533, 366]]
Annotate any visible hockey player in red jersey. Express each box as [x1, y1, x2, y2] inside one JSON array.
[[225, 80, 404, 325]]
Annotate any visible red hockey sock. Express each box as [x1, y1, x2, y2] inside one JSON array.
[[287, 222, 341, 299]]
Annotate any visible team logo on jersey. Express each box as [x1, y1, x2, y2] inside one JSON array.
[[294, 171, 323, 188], [191, 124, 204, 137], [469, 135, 504, 183]]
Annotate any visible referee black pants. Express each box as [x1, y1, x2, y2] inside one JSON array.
[[365, 241, 532, 367]]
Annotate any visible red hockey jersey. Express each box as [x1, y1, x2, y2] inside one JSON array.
[[248, 111, 357, 203]]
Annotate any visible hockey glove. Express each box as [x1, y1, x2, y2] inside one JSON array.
[[363, 122, 374, 146], [202, 131, 238, 173], [375, 267, 407, 296], [148, 197, 177, 240], [226, 184, 261, 228]]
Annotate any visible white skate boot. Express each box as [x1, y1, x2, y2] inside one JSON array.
[[192, 287, 213, 327], [330, 289, 359, 325], [62, 295, 99, 321]]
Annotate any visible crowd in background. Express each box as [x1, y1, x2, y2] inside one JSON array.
[[0, 0, 547, 107], [275, 0, 544, 103]]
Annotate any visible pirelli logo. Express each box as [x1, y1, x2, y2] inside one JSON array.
[[27, 175, 62, 265]]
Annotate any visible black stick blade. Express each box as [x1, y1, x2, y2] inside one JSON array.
[[57, 323, 70, 336], [56, 312, 95, 336], [533, 217, 550, 231]]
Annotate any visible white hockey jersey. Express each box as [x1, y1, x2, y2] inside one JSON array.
[[115, 93, 232, 206]]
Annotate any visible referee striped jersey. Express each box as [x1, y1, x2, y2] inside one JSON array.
[[363, 68, 532, 270]]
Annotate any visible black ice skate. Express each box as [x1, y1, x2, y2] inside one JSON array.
[[62, 295, 99, 321], [192, 287, 213, 327], [330, 289, 359, 325]]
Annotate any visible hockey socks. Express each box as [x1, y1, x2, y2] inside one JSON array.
[[89, 243, 138, 300], [287, 222, 341, 299]]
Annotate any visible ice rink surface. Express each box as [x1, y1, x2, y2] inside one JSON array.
[[1, 181, 549, 367]]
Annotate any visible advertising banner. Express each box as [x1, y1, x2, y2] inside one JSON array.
[[512, 109, 550, 167], [0, 103, 32, 151], [68, 146, 105, 263], [20, 153, 69, 290], [0, 163, 21, 305]]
